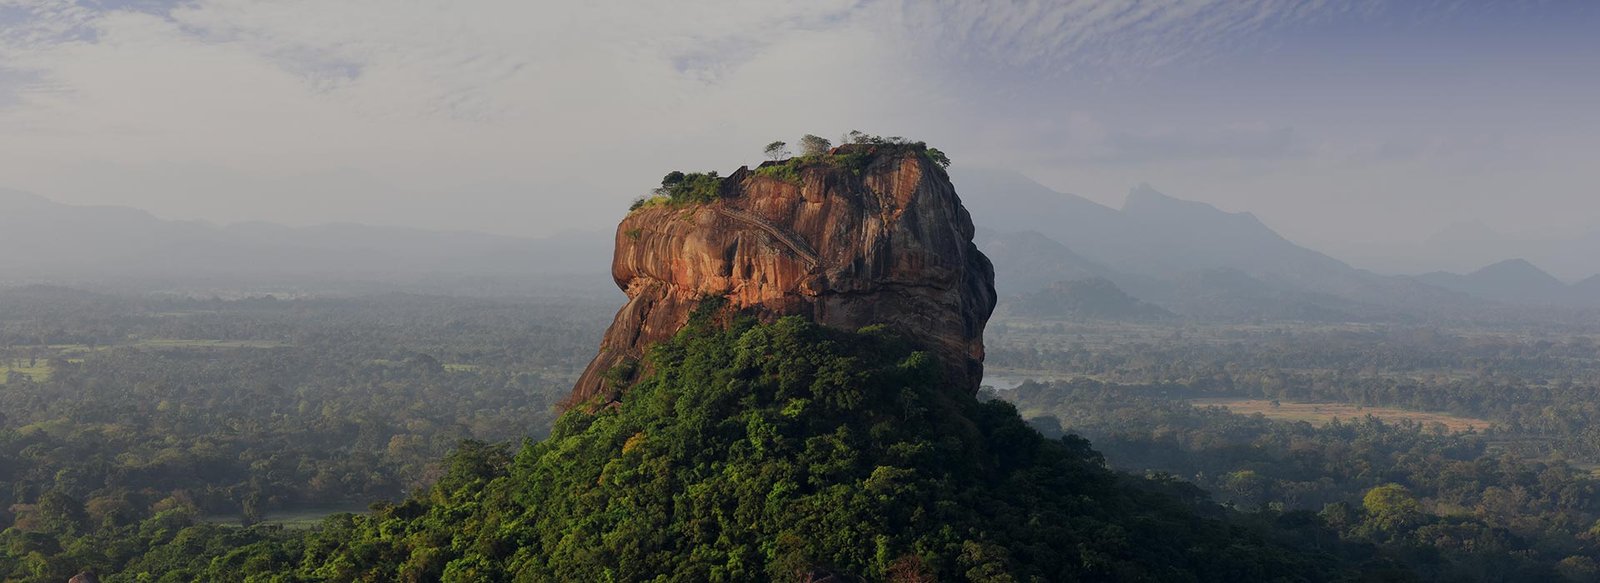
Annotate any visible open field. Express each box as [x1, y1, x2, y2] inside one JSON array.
[[202, 503, 371, 530], [0, 362, 50, 383], [1190, 398, 1493, 432], [983, 368, 1101, 389]]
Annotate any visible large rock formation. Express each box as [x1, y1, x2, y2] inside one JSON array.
[[570, 145, 996, 405]]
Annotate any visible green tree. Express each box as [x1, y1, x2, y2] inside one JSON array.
[[1362, 483, 1424, 534], [799, 134, 831, 156], [35, 490, 87, 535], [764, 140, 790, 160]]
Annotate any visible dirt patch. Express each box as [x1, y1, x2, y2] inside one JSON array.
[[1191, 398, 1492, 432]]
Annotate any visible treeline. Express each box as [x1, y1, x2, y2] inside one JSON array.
[[988, 324, 1600, 458], [0, 289, 614, 580], [7, 317, 1390, 581], [1004, 380, 1600, 581], [989, 325, 1600, 384]]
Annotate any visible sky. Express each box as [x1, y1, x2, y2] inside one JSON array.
[[0, 0, 1596, 275]]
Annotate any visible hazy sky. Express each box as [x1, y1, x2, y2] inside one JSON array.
[[1, 0, 1596, 270]]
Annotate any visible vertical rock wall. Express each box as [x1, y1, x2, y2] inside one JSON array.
[[570, 146, 996, 406]]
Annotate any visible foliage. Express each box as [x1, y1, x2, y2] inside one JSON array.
[[644, 133, 948, 207], [752, 132, 951, 186], [841, 129, 916, 147], [764, 140, 790, 160], [753, 162, 802, 184], [1005, 378, 1600, 581], [247, 316, 1357, 581], [840, 130, 950, 170], [798, 134, 831, 157], [0, 291, 606, 580], [988, 321, 1600, 458], [637, 170, 723, 209]]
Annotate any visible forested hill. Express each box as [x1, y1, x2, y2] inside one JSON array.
[[290, 316, 1376, 580], [58, 315, 1370, 580], [1, 140, 1420, 580]]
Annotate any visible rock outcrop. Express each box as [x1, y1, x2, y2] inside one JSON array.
[[570, 145, 996, 406]]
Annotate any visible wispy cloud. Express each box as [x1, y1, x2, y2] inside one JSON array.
[[870, 0, 1354, 73], [0, 0, 1592, 251], [1, 0, 1354, 121]]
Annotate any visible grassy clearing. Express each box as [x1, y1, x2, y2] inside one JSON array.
[[1, 362, 51, 383], [1191, 398, 1492, 432], [202, 504, 371, 530], [983, 368, 1105, 386], [367, 359, 481, 372]]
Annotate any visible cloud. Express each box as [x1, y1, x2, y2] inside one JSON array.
[[0, 0, 1352, 124], [2, 0, 1587, 251], [869, 0, 1353, 74], [1096, 124, 1305, 163]]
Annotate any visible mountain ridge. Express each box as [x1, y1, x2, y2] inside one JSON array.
[[0, 187, 612, 286], [955, 169, 1469, 319], [1416, 258, 1594, 306]]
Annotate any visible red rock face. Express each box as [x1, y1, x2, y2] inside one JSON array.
[[569, 148, 996, 406]]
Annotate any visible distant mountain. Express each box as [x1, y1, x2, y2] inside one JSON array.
[[1416, 221, 1518, 273], [951, 169, 1125, 250], [1114, 183, 1355, 282], [1130, 268, 1378, 322], [974, 230, 1117, 295], [1541, 229, 1600, 283], [955, 171, 1344, 280], [1007, 277, 1171, 321], [0, 188, 612, 291], [1416, 259, 1588, 306], [953, 170, 1463, 318], [1356, 221, 1600, 281], [974, 226, 1373, 322], [1576, 275, 1600, 303]]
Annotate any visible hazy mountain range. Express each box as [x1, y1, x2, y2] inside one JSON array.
[[0, 188, 612, 293], [1416, 259, 1598, 307], [1006, 277, 1172, 321], [0, 177, 1591, 315], [953, 170, 1597, 318], [1341, 221, 1600, 282]]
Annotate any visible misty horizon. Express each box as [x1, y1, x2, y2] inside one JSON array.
[[0, 0, 1595, 281], [4, 167, 1594, 284]]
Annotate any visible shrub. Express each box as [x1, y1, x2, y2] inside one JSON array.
[[754, 161, 802, 184], [636, 171, 723, 209], [799, 134, 832, 156]]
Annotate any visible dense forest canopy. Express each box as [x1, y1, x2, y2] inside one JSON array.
[[4, 286, 1600, 580], [0, 288, 617, 580], [4, 311, 1372, 581]]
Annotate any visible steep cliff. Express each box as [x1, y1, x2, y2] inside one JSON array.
[[140, 143, 1367, 582], [570, 144, 996, 405]]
